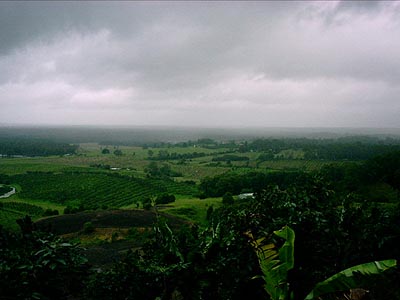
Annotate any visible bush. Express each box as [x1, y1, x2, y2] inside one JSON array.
[[142, 197, 152, 210], [155, 194, 176, 205], [101, 148, 110, 154], [113, 149, 123, 156], [82, 222, 95, 234], [222, 192, 234, 205]]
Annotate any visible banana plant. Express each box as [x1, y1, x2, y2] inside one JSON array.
[[304, 259, 397, 300], [249, 226, 397, 300], [247, 226, 295, 300]]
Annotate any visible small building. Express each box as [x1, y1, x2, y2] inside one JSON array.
[[238, 193, 254, 200]]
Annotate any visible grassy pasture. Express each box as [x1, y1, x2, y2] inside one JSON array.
[[159, 196, 223, 224], [0, 158, 75, 175]]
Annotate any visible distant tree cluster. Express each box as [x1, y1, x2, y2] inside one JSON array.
[[145, 162, 182, 178], [113, 149, 123, 156], [303, 143, 400, 160], [199, 171, 309, 198], [101, 148, 110, 154], [148, 149, 207, 161], [256, 151, 275, 161], [0, 138, 78, 157], [241, 137, 400, 161]]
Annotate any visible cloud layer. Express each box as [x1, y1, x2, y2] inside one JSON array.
[[1, 1, 399, 127]]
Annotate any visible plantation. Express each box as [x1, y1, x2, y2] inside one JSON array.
[[8, 171, 198, 209], [1, 201, 44, 216]]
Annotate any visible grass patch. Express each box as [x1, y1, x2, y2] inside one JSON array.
[[159, 196, 222, 224]]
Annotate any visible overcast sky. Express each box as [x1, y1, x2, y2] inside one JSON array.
[[0, 1, 399, 128]]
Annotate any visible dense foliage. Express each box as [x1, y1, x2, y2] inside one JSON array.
[[0, 137, 78, 157], [0, 216, 89, 299], [200, 171, 313, 197], [156, 194, 176, 205]]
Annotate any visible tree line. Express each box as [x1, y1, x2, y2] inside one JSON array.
[[0, 137, 78, 157]]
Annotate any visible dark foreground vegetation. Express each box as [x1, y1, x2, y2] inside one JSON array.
[[1, 150, 400, 299]]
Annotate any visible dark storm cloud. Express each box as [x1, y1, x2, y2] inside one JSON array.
[[0, 1, 399, 127]]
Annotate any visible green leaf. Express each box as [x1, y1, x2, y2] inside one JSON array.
[[304, 259, 397, 300], [251, 226, 295, 300], [274, 226, 295, 272], [34, 249, 47, 256], [56, 258, 66, 265]]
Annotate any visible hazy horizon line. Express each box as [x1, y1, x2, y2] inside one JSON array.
[[1, 123, 400, 131]]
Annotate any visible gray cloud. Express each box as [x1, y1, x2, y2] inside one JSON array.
[[0, 1, 399, 127]]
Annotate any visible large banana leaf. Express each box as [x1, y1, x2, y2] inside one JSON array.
[[250, 226, 295, 300], [304, 259, 397, 300]]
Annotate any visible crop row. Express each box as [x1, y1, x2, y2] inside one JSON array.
[[260, 159, 351, 171], [11, 172, 199, 209], [1, 202, 44, 216]]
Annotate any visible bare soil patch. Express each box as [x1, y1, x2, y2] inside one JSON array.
[[35, 209, 187, 235]]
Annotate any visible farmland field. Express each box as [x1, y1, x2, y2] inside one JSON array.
[[9, 171, 198, 208], [0, 141, 363, 231]]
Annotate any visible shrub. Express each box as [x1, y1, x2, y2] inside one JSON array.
[[113, 149, 123, 156], [222, 192, 234, 205], [155, 194, 176, 205], [82, 222, 95, 234], [142, 197, 153, 210], [101, 148, 110, 154]]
